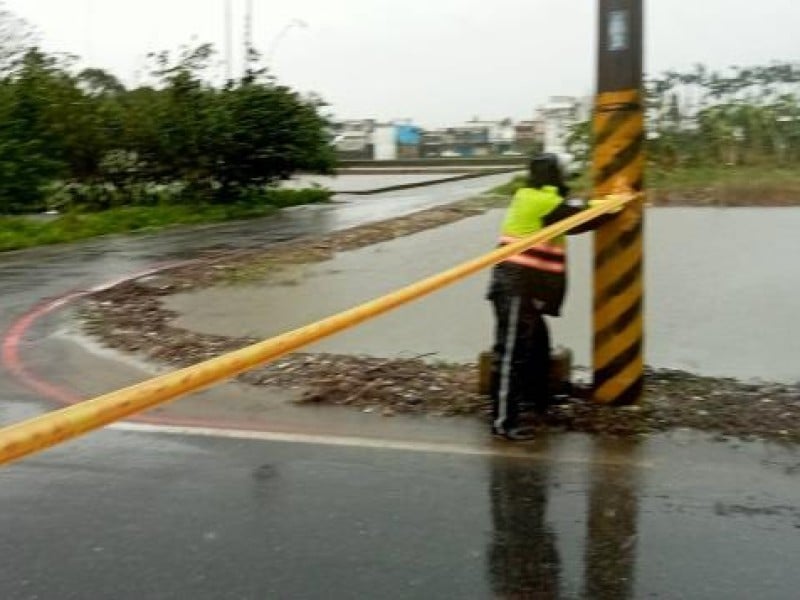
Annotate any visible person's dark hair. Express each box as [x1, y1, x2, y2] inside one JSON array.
[[527, 153, 569, 198]]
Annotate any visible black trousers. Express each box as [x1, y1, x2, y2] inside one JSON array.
[[489, 291, 551, 432]]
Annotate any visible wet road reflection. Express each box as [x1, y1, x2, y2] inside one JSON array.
[[488, 438, 641, 599], [583, 438, 639, 600], [488, 446, 561, 598]]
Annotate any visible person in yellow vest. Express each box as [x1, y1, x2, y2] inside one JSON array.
[[488, 153, 610, 441]]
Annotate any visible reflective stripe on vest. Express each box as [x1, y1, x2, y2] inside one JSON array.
[[499, 235, 566, 274]]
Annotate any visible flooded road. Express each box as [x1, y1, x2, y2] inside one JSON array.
[[283, 173, 458, 191], [167, 207, 800, 383]]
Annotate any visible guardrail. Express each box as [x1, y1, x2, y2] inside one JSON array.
[[0, 194, 634, 467]]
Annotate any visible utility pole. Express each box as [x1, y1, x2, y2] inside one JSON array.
[[591, 0, 645, 405], [268, 19, 308, 68]]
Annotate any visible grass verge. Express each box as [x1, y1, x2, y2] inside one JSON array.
[[647, 165, 800, 190], [0, 188, 331, 252]]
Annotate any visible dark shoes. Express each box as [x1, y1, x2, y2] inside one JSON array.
[[491, 425, 537, 442]]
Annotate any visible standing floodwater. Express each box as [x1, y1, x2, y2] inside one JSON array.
[[166, 207, 800, 384]]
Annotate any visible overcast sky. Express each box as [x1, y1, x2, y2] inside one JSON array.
[[5, 0, 798, 126]]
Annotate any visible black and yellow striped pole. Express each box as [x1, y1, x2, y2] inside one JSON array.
[[592, 0, 645, 405]]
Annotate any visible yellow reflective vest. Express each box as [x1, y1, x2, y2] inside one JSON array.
[[499, 185, 566, 274]]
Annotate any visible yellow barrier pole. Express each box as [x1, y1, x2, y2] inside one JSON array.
[[0, 194, 633, 467]]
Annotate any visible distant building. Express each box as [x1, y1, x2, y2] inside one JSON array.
[[395, 122, 422, 159], [450, 124, 490, 157], [514, 119, 545, 153], [332, 119, 422, 160], [421, 130, 446, 157], [464, 118, 516, 154], [331, 119, 376, 159], [537, 96, 591, 156], [372, 124, 397, 160], [331, 106, 587, 162], [419, 120, 514, 158]]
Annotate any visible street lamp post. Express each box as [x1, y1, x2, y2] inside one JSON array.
[[267, 19, 308, 69]]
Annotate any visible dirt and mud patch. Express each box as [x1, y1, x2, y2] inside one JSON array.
[[78, 194, 800, 444]]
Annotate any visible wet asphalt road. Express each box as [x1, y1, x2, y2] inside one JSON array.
[[2, 175, 799, 599], [1, 429, 799, 599]]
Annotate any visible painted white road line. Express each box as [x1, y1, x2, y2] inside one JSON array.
[[110, 421, 652, 466]]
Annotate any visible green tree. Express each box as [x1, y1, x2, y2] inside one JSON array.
[[0, 1, 34, 75], [0, 22, 335, 213], [567, 61, 800, 173], [214, 81, 335, 196], [0, 49, 69, 212]]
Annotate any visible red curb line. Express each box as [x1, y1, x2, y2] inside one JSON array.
[[1, 263, 192, 412], [2, 292, 86, 405], [1, 261, 366, 437]]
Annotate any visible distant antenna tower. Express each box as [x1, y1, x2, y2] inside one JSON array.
[[86, 0, 95, 65], [243, 0, 254, 77], [224, 0, 233, 81]]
